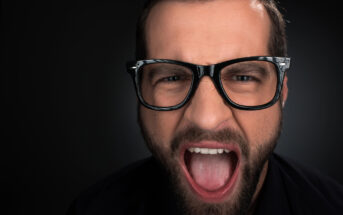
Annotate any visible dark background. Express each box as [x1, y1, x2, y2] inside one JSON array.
[[2, 0, 343, 214]]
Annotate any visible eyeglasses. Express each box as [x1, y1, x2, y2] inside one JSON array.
[[127, 56, 290, 111]]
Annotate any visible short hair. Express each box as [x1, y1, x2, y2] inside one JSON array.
[[135, 0, 287, 60]]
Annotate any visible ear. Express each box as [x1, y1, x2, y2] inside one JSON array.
[[281, 75, 288, 108]]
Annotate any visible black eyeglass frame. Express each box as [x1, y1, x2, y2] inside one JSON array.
[[127, 56, 290, 111]]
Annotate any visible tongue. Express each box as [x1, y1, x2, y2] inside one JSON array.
[[189, 153, 231, 191]]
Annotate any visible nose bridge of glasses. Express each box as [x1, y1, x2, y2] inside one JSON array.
[[197, 64, 215, 78], [195, 64, 226, 104]]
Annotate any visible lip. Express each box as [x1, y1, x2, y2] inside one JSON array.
[[179, 141, 241, 202]]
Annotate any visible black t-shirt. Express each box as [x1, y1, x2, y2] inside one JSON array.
[[67, 153, 343, 215]]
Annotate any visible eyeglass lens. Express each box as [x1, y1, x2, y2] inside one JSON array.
[[220, 61, 277, 106]]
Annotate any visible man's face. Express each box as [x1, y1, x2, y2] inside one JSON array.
[[139, 0, 288, 214]]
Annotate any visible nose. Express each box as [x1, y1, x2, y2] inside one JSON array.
[[184, 76, 234, 131]]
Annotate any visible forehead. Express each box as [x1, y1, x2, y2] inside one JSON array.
[[145, 0, 271, 64]]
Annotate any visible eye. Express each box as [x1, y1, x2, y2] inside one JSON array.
[[162, 75, 181, 82], [232, 75, 253, 82]]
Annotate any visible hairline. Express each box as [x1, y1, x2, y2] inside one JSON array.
[[135, 0, 287, 60]]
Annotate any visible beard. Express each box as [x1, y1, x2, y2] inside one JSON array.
[[138, 106, 283, 215]]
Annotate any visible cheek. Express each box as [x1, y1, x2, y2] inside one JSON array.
[[140, 106, 184, 149], [233, 103, 282, 150]]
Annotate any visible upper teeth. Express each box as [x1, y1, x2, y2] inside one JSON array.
[[188, 147, 230, 155]]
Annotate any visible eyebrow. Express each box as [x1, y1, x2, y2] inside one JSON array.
[[146, 65, 191, 79], [223, 62, 271, 78]]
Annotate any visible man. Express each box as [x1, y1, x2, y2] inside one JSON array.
[[68, 0, 343, 214]]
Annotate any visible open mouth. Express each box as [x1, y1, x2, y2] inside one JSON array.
[[180, 142, 240, 202]]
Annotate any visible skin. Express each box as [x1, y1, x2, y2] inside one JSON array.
[[139, 0, 288, 213]]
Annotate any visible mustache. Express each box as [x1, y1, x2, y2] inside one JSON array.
[[171, 125, 249, 157]]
